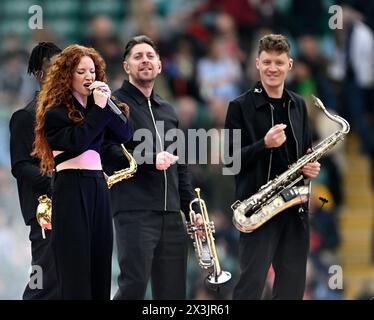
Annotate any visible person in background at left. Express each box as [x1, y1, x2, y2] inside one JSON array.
[[9, 42, 61, 299]]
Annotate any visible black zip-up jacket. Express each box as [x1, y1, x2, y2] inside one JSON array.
[[9, 93, 51, 225], [101, 80, 196, 217], [224, 82, 312, 202]]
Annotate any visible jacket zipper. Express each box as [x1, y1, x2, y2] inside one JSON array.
[[267, 104, 275, 182], [147, 98, 168, 211], [287, 100, 299, 158]]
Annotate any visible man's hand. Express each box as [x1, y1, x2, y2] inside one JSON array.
[[301, 149, 321, 179], [191, 212, 206, 241], [301, 162, 320, 179], [264, 124, 287, 148], [156, 151, 179, 170]]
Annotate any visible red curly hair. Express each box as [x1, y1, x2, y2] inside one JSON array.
[[32, 44, 117, 175]]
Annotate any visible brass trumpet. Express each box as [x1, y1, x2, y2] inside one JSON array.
[[187, 188, 231, 285], [36, 194, 52, 239]]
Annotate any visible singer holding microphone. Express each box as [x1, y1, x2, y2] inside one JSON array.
[[32, 44, 132, 299]]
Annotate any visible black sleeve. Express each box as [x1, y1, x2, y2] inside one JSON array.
[[44, 104, 113, 152], [105, 113, 134, 145], [101, 116, 134, 174], [9, 110, 51, 190], [224, 100, 267, 171]]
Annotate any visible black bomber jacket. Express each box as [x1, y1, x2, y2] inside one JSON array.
[[101, 80, 196, 217], [224, 82, 312, 201]]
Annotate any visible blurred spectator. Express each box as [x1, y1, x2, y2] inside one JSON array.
[[122, 0, 169, 44], [341, 0, 374, 32], [82, 15, 123, 86], [289, 59, 317, 97], [206, 97, 229, 129], [341, 5, 374, 156], [286, 0, 329, 37], [164, 37, 200, 99], [194, 0, 259, 38], [0, 33, 30, 109], [297, 34, 337, 110], [214, 13, 246, 63], [196, 36, 243, 102]]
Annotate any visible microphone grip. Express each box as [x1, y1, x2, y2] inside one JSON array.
[[107, 98, 127, 123]]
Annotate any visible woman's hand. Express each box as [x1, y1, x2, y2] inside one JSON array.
[[89, 81, 111, 108]]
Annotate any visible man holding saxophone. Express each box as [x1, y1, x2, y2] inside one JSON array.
[[225, 34, 320, 299], [101, 35, 202, 300]]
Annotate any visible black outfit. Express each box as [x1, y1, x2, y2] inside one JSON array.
[[9, 93, 59, 299], [44, 95, 132, 299], [101, 80, 196, 300], [225, 82, 312, 300]]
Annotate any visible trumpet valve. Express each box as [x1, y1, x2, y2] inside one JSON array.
[[208, 221, 215, 233], [186, 221, 194, 234]]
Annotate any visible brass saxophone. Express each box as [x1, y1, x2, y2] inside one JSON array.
[[187, 188, 231, 285], [106, 144, 137, 188], [231, 95, 350, 233]]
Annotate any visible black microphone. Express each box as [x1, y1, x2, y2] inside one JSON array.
[[107, 98, 127, 123], [92, 87, 127, 123]]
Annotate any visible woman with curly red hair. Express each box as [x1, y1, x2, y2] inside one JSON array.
[[33, 44, 132, 299]]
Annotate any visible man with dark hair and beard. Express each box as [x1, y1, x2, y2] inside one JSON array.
[[102, 35, 203, 300]]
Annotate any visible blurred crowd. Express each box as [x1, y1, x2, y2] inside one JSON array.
[[1, 0, 374, 299]]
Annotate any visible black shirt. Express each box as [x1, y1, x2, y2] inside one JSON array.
[[101, 80, 197, 217], [267, 96, 297, 178]]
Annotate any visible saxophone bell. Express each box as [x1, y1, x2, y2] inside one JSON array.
[[187, 188, 231, 286], [106, 144, 137, 188]]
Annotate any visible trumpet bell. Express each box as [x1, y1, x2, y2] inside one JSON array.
[[206, 270, 232, 286], [36, 194, 52, 230]]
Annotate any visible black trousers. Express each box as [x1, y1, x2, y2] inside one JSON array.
[[51, 169, 113, 300], [23, 219, 59, 300], [233, 207, 309, 300], [113, 210, 188, 300]]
